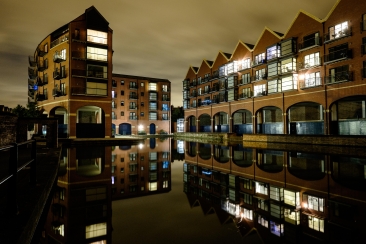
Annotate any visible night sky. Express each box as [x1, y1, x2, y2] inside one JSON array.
[[0, 0, 337, 109]]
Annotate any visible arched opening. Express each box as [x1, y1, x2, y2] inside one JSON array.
[[187, 116, 196, 132], [331, 156, 366, 190], [198, 114, 211, 132], [50, 107, 68, 138], [214, 145, 229, 163], [150, 123, 156, 135], [187, 142, 197, 157], [256, 150, 284, 173], [329, 96, 366, 135], [76, 146, 105, 176], [119, 123, 131, 135], [256, 106, 283, 134], [288, 102, 324, 135], [232, 109, 252, 135], [76, 106, 105, 138], [213, 112, 229, 132], [112, 123, 116, 137]]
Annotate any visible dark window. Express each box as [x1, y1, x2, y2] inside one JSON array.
[[121, 90, 124, 96]]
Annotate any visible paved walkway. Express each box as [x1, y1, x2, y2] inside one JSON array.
[[0, 145, 60, 244]]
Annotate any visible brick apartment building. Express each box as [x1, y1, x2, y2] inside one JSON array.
[[28, 6, 171, 138], [182, 0, 366, 136], [111, 74, 171, 136]]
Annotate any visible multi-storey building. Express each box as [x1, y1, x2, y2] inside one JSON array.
[[182, 0, 366, 136], [28, 6, 113, 138], [111, 74, 171, 136]]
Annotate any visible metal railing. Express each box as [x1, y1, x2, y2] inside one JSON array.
[[0, 140, 36, 215]]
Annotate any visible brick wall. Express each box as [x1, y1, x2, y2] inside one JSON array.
[[0, 112, 17, 146]]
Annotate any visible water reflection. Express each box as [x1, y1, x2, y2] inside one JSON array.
[[183, 141, 366, 243], [39, 138, 366, 243]]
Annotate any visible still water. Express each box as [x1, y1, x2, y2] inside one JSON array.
[[40, 138, 366, 243]]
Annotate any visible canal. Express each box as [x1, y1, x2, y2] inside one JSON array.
[[38, 138, 366, 243]]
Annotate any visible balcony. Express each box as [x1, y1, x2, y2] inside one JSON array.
[[28, 56, 37, 67], [209, 70, 219, 80], [325, 72, 353, 85], [238, 92, 252, 99], [255, 91, 267, 97], [210, 84, 220, 93], [202, 87, 211, 94], [237, 62, 251, 71], [162, 116, 170, 120], [190, 103, 197, 108], [36, 94, 47, 101], [37, 61, 48, 72], [251, 73, 267, 82], [28, 90, 35, 98], [324, 28, 351, 44], [38, 76, 48, 86], [28, 97, 36, 103], [129, 116, 138, 120], [51, 34, 69, 49], [298, 58, 321, 70], [299, 77, 323, 89], [53, 52, 66, 63], [189, 81, 197, 87], [52, 88, 65, 97], [53, 70, 66, 80], [28, 67, 37, 79], [129, 85, 138, 89], [298, 36, 321, 52], [162, 97, 170, 101], [129, 106, 137, 110], [37, 47, 48, 57], [189, 92, 197, 98], [252, 58, 267, 67], [323, 49, 352, 65], [129, 95, 138, 100], [280, 65, 297, 75]]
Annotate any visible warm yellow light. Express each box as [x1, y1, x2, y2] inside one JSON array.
[[299, 74, 305, 80]]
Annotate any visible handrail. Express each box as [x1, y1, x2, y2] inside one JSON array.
[[0, 140, 36, 215]]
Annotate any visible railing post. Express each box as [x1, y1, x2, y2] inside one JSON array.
[[7, 143, 18, 215], [30, 140, 37, 185]]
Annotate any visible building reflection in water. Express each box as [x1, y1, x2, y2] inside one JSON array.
[[40, 138, 171, 243], [183, 141, 366, 243]]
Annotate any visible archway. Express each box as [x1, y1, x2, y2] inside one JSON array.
[[213, 112, 229, 132], [50, 106, 68, 138], [329, 96, 366, 135], [187, 116, 196, 132], [232, 109, 252, 135], [256, 106, 283, 134], [287, 102, 324, 135], [119, 123, 131, 135], [76, 106, 105, 138], [198, 114, 211, 132], [150, 123, 156, 134]]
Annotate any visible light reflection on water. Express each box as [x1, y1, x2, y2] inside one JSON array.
[[41, 138, 366, 243]]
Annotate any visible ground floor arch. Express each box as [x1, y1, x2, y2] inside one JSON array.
[[287, 102, 324, 135], [199, 114, 211, 132], [256, 106, 283, 134], [76, 106, 105, 138], [150, 123, 156, 134], [232, 109, 252, 135], [119, 123, 131, 135], [329, 96, 366, 135], [213, 112, 229, 132], [187, 115, 196, 132], [49, 106, 68, 138]]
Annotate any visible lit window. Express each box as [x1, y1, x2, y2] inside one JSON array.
[[87, 47, 107, 61], [329, 21, 349, 40], [304, 53, 320, 68], [85, 222, 107, 239], [149, 83, 157, 91], [163, 180, 169, 188], [308, 216, 324, 232], [87, 29, 108, 44], [149, 182, 158, 191]]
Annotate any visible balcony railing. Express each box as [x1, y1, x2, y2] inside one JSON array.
[[28, 67, 37, 79], [28, 56, 37, 67], [210, 84, 220, 93], [298, 36, 321, 52], [71, 69, 107, 79], [280, 65, 297, 75], [162, 116, 170, 120], [38, 76, 48, 86], [254, 91, 267, 97], [298, 58, 321, 70], [323, 49, 352, 65], [52, 88, 66, 97], [208, 70, 219, 81], [251, 74, 267, 82], [129, 106, 137, 110], [238, 77, 251, 86], [238, 92, 252, 99], [189, 92, 197, 98], [189, 81, 197, 87], [37, 47, 48, 57], [53, 70, 66, 80], [51, 34, 69, 48], [37, 61, 48, 72], [129, 116, 138, 120], [237, 62, 251, 71], [129, 85, 138, 89], [299, 77, 323, 89], [190, 103, 197, 108], [53, 52, 66, 63], [252, 58, 267, 67], [325, 72, 353, 85], [324, 28, 352, 43], [36, 94, 47, 101], [202, 87, 211, 94], [129, 95, 138, 99], [162, 97, 170, 101], [28, 97, 36, 103]]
